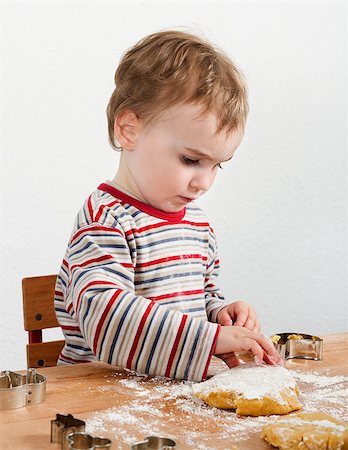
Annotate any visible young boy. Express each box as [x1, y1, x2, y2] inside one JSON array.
[[54, 30, 281, 381]]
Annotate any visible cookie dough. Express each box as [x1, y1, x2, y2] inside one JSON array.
[[261, 412, 348, 450], [270, 334, 304, 344], [287, 334, 304, 340], [192, 365, 303, 416]]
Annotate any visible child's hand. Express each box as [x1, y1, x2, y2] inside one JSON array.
[[214, 325, 283, 368], [217, 301, 260, 332]]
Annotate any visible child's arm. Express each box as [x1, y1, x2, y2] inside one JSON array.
[[62, 220, 219, 382]]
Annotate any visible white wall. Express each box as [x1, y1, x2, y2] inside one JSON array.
[[0, 1, 346, 370]]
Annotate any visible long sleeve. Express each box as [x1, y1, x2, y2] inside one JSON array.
[[204, 230, 226, 323], [61, 221, 220, 381]]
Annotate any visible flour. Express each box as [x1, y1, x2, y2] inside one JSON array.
[[192, 366, 296, 401], [271, 417, 346, 432], [86, 367, 348, 449]]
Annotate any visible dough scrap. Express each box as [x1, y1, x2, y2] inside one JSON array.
[[192, 365, 303, 416], [271, 334, 282, 344], [261, 412, 348, 450]]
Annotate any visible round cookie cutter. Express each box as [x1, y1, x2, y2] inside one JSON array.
[[272, 333, 323, 361]]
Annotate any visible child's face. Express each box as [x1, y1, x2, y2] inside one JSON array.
[[121, 103, 243, 212]]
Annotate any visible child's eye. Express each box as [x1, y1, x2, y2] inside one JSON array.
[[216, 163, 223, 169], [182, 156, 199, 165]]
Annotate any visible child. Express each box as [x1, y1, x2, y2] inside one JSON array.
[[54, 30, 282, 381]]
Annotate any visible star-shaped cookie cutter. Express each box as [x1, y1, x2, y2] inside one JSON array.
[[51, 413, 86, 449]]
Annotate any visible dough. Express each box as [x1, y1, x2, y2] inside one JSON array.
[[270, 334, 304, 344], [261, 412, 348, 450], [287, 334, 304, 340], [192, 365, 303, 416]]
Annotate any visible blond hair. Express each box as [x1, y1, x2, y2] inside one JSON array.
[[107, 30, 248, 150]]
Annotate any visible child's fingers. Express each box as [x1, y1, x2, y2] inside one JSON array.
[[244, 317, 261, 332], [244, 317, 255, 331], [232, 309, 248, 327], [241, 332, 282, 366], [248, 340, 266, 365], [218, 308, 233, 326], [255, 334, 283, 365], [217, 352, 241, 368]]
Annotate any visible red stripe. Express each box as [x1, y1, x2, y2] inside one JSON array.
[[202, 325, 221, 381], [87, 195, 94, 222], [63, 259, 69, 268], [71, 225, 124, 244], [70, 254, 114, 271], [165, 315, 188, 377], [55, 290, 63, 296], [59, 353, 91, 364], [93, 289, 121, 353], [76, 280, 117, 311], [61, 325, 81, 331], [126, 302, 155, 369], [149, 289, 204, 301], [127, 220, 210, 236], [95, 200, 119, 222], [98, 183, 186, 222], [70, 255, 133, 271], [137, 254, 207, 269]]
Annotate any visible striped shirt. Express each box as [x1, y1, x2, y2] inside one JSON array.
[[55, 182, 225, 381]]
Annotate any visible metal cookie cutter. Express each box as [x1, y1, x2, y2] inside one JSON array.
[[67, 432, 112, 449], [0, 368, 46, 410], [51, 414, 86, 449], [271, 332, 323, 360], [131, 436, 176, 450]]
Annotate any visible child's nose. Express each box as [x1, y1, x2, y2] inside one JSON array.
[[190, 170, 215, 192]]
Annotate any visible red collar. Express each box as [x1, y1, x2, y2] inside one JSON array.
[[98, 183, 186, 222]]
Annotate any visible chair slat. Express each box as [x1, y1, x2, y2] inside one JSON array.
[[22, 275, 59, 331], [26, 340, 65, 368]]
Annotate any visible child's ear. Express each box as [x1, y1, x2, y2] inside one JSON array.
[[114, 110, 141, 150]]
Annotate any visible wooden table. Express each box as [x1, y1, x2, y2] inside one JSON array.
[[1, 333, 347, 450]]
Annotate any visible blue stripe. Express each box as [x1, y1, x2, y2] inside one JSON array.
[[73, 266, 131, 286], [135, 260, 203, 275], [157, 296, 202, 306], [134, 306, 158, 371], [57, 274, 67, 288], [134, 271, 202, 286], [180, 307, 205, 313], [136, 236, 208, 250], [184, 321, 203, 379], [136, 225, 209, 240], [99, 291, 124, 357], [145, 311, 169, 373], [173, 320, 192, 379], [108, 296, 138, 364], [70, 235, 127, 251], [83, 205, 89, 223], [67, 343, 91, 351]]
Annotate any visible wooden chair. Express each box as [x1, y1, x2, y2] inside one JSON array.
[[22, 274, 65, 368]]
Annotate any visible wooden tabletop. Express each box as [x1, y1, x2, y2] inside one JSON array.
[[0, 332, 347, 450]]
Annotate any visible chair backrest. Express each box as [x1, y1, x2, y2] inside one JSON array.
[[22, 274, 65, 368]]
